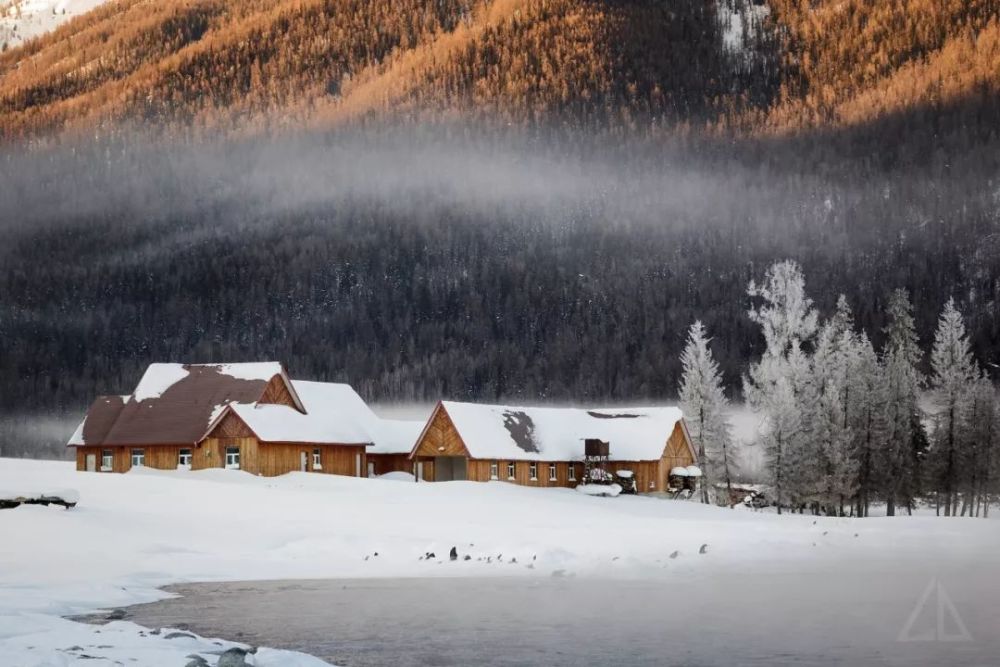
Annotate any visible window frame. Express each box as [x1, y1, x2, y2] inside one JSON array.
[[529, 462, 538, 481], [225, 446, 241, 470], [312, 448, 322, 470], [101, 449, 114, 471], [490, 460, 499, 480], [548, 463, 557, 482], [568, 462, 576, 481], [178, 448, 192, 467], [130, 448, 145, 468], [507, 461, 516, 480]]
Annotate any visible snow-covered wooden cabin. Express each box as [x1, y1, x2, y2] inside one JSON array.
[[409, 401, 698, 493], [68, 362, 421, 477]]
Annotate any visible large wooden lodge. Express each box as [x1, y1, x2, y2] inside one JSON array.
[[69, 362, 698, 494], [69, 362, 420, 478]]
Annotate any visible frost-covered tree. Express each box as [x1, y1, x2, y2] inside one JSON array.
[[928, 298, 977, 516], [810, 296, 860, 515], [678, 321, 735, 504], [744, 260, 818, 514], [879, 289, 926, 516], [846, 332, 885, 517], [963, 376, 998, 517]]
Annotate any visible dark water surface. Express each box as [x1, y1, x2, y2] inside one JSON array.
[[76, 572, 1000, 666]]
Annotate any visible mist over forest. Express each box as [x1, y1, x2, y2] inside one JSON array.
[[2, 121, 998, 459]]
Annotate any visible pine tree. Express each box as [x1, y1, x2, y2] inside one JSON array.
[[811, 296, 860, 515], [879, 289, 925, 516], [841, 332, 882, 516], [928, 298, 977, 516], [679, 320, 735, 504], [744, 260, 818, 514]]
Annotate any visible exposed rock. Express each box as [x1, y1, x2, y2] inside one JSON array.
[[449, 546, 458, 561], [217, 647, 254, 666], [165, 631, 197, 640], [699, 544, 709, 554], [105, 609, 126, 620], [669, 550, 679, 559]]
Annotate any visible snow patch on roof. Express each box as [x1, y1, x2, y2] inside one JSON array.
[[132, 364, 190, 402], [211, 362, 284, 382], [67, 417, 86, 446], [440, 402, 684, 462]]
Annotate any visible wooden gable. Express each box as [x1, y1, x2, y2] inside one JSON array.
[[662, 421, 697, 467], [207, 409, 256, 439], [411, 403, 471, 458], [259, 374, 298, 410]]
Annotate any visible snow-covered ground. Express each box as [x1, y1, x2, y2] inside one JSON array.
[[2, 458, 999, 665], [0, 0, 107, 50]]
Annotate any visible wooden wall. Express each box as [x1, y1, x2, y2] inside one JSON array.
[[605, 460, 662, 493], [75, 445, 185, 472], [661, 421, 697, 489], [194, 436, 258, 471], [257, 443, 365, 477]]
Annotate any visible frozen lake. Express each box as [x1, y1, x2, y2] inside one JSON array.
[[77, 570, 1000, 667]]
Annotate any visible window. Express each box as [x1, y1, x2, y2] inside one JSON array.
[[101, 449, 113, 471], [312, 448, 322, 470], [225, 446, 240, 469], [178, 448, 192, 467], [130, 449, 145, 467], [507, 461, 516, 480], [490, 460, 499, 480], [548, 463, 557, 481], [568, 463, 576, 481], [529, 462, 538, 480]]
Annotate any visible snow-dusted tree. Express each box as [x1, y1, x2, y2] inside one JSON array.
[[963, 376, 998, 517], [845, 332, 884, 517], [879, 289, 925, 516], [928, 298, 977, 516], [678, 320, 735, 504], [744, 260, 818, 514], [810, 296, 860, 515]]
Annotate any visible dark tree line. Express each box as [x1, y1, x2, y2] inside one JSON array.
[[1, 118, 998, 458]]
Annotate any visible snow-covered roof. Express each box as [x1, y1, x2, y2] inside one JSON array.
[[68, 364, 423, 452], [438, 401, 685, 462], [368, 419, 424, 455], [228, 380, 376, 445]]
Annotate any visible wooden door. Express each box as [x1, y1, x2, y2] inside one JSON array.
[[85, 454, 96, 472]]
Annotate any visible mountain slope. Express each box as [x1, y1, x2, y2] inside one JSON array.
[[0, 0, 996, 143]]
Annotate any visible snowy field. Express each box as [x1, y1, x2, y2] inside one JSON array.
[[0, 0, 107, 49], [2, 458, 999, 665]]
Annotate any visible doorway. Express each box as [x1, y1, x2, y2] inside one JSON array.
[[300, 451, 307, 472], [434, 456, 468, 481], [85, 453, 96, 472]]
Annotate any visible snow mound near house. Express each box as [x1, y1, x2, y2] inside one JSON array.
[[377, 471, 416, 482], [576, 483, 622, 497]]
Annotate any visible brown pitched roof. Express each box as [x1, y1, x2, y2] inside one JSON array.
[[71, 363, 300, 447], [68, 395, 129, 446]]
